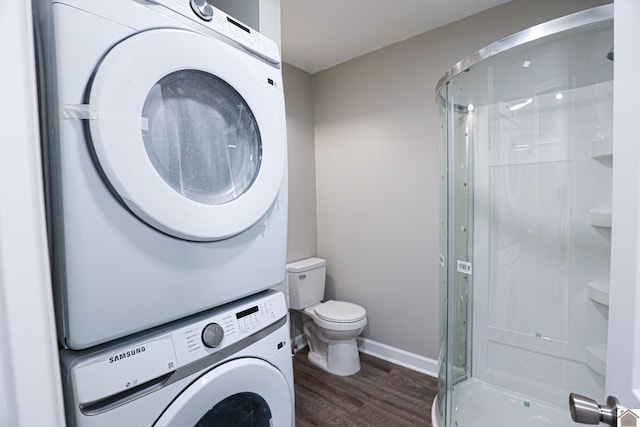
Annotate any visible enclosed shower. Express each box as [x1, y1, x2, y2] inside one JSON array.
[[435, 5, 613, 427]]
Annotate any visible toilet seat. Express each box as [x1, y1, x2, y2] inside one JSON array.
[[314, 300, 366, 323]]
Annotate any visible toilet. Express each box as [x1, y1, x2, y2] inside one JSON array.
[[287, 257, 367, 376]]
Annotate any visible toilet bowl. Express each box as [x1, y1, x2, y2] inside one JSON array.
[[287, 258, 367, 376], [302, 300, 367, 376]]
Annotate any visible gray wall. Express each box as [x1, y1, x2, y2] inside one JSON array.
[[283, 63, 318, 263], [285, 0, 609, 359]]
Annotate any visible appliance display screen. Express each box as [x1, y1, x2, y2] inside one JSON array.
[[228, 17, 250, 33], [236, 306, 258, 319]]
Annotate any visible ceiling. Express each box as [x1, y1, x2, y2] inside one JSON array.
[[280, 0, 513, 74]]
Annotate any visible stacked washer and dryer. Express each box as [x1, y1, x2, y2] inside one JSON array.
[[33, 0, 293, 425]]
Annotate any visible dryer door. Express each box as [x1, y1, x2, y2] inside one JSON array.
[[86, 29, 285, 241], [154, 358, 292, 426]]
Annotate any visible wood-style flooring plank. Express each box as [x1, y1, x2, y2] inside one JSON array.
[[293, 349, 438, 426]]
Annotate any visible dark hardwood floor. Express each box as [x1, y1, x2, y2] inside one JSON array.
[[293, 349, 438, 426]]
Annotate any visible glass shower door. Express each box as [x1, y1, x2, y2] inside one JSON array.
[[435, 6, 613, 426]]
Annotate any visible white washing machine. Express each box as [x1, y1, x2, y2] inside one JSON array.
[[60, 290, 294, 426], [33, 0, 288, 349]]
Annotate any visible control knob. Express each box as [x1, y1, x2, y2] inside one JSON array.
[[201, 323, 224, 348], [190, 0, 214, 21]]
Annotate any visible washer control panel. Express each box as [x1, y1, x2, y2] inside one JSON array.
[[148, 0, 280, 64], [171, 296, 279, 366], [69, 291, 286, 406]]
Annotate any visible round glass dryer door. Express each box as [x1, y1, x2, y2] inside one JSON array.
[[87, 29, 285, 241], [154, 358, 293, 426], [141, 70, 260, 206]]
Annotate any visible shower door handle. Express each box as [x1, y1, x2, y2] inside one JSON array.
[[569, 393, 621, 426]]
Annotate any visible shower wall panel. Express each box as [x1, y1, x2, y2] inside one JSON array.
[[471, 82, 612, 406]]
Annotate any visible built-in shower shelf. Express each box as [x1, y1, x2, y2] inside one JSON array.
[[585, 346, 607, 376], [589, 209, 612, 228], [591, 138, 613, 166], [587, 281, 610, 306]]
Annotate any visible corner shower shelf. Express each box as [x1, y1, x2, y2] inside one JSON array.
[[589, 209, 612, 228], [591, 138, 613, 166], [585, 346, 607, 376], [587, 281, 610, 306]]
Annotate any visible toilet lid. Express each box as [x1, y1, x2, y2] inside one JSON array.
[[314, 300, 366, 323]]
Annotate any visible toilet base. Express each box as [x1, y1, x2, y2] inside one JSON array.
[[307, 349, 328, 371], [307, 338, 361, 376]]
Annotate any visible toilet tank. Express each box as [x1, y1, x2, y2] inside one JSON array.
[[286, 257, 326, 310]]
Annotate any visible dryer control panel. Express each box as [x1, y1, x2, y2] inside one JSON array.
[[147, 0, 280, 64], [68, 291, 287, 406]]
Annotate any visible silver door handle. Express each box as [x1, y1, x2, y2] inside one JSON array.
[[569, 393, 622, 426]]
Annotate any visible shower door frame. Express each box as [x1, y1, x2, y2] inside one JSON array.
[[606, 0, 640, 409]]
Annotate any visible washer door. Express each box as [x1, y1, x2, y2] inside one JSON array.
[[87, 29, 284, 241], [154, 358, 292, 426]]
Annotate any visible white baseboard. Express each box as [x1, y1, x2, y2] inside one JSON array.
[[357, 337, 438, 378]]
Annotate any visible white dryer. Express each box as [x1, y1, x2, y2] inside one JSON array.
[[60, 290, 294, 426], [34, 0, 288, 349]]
